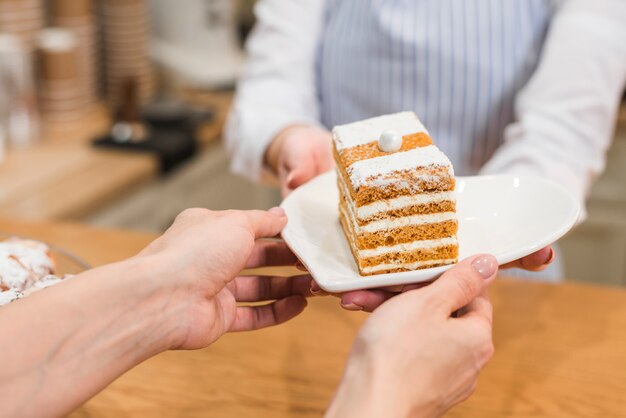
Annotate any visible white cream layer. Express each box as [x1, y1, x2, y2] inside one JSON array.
[[347, 145, 453, 189], [339, 197, 455, 235], [337, 172, 455, 220], [332, 111, 427, 150], [358, 192, 455, 218], [338, 193, 457, 274], [362, 258, 457, 274], [358, 236, 457, 258], [359, 211, 456, 233]]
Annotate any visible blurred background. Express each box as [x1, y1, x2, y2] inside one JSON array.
[[0, 0, 624, 286]]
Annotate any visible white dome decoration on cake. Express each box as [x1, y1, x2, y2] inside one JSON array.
[[378, 129, 403, 152]]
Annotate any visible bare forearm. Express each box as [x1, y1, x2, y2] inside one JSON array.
[[0, 257, 179, 418]]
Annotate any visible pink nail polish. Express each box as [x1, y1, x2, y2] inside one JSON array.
[[341, 302, 364, 311], [310, 287, 328, 296], [268, 206, 286, 216], [471, 255, 498, 279], [341, 302, 363, 311]]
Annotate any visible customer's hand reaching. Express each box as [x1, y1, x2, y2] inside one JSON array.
[[138, 207, 312, 349], [326, 255, 497, 418]]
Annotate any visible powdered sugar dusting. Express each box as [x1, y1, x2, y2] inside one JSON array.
[[0, 239, 54, 281], [348, 145, 453, 189], [0, 289, 23, 306], [22, 275, 67, 296], [0, 238, 67, 306], [333, 111, 428, 150]]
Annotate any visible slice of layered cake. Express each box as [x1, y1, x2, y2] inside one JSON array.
[[332, 111, 458, 276]]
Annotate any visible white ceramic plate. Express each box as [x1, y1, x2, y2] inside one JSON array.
[[280, 170, 580, 292]]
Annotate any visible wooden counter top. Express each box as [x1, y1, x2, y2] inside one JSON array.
[[1, 218, 625, 417]]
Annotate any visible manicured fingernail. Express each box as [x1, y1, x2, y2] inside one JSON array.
[[268, 206, 286, 217], [471, 255, 498, 279], [341, 302, 364, 311], [544, 248, 555, 265], [310, 282, 328, 296], [310, 287, 329, 296]]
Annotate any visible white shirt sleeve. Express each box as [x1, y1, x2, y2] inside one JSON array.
[[224, 0, 327, 183], [480, 0, 626, 217]]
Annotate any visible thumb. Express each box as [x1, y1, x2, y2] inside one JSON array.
[[244, 207, 288, 239], [425, 254, 498, 315], [285, 157, 317, 191]]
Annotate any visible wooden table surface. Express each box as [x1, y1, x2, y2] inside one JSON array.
[[0, 93, 231, 221], [2, 218, 626, 418]]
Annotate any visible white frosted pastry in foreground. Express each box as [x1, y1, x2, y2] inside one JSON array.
[[0, 238, 67, 306]]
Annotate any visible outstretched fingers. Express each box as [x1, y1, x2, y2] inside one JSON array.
[[500, 246, 554, 272], [338, 282, 431, 312], [244, 208, 288, 239], [338, 289, 395, 312], [229, 295, 308, 332], [245, 240, 299, 269], [232, 275, 313, 302]]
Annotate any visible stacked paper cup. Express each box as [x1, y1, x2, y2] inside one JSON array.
[[49, 0, 99, 108], [0, 0, 45, 47], [0, 33, 39, 148], [37, 28, 90, 122], [99, 0, 156, 106]]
